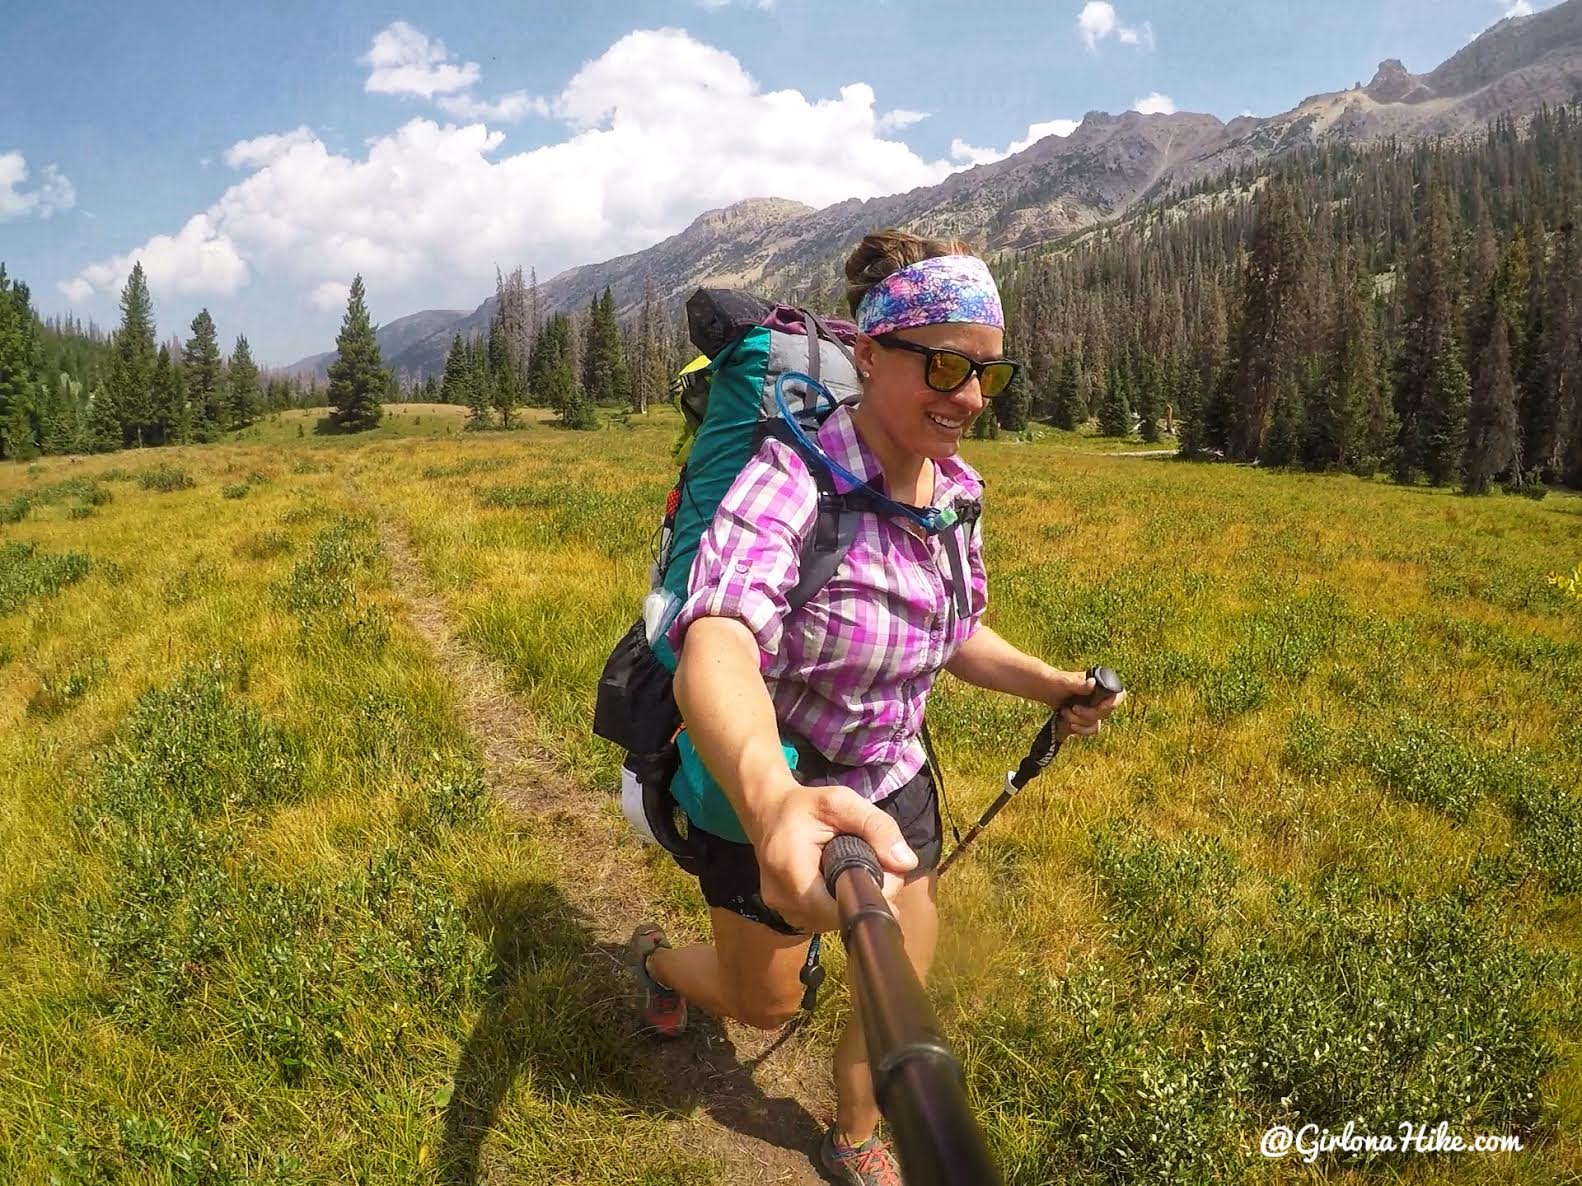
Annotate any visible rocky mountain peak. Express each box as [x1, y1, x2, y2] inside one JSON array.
[[1365, 58, 1430, 103]]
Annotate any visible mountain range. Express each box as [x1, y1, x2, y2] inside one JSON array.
[[286, 0, 1582, 384]]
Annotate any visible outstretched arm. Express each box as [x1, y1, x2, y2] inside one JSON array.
[[943, 625, 1123, 736]]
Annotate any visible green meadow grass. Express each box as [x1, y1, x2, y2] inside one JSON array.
[[3, 402, 1579, 1183]]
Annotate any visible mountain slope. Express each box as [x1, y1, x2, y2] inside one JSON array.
[[289, 0, 1582, 382]]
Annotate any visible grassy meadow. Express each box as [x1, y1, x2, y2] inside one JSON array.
[[1, 402, 1579, 1184]]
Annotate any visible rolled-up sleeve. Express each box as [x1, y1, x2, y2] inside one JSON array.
[[666, 439, 817, 671]]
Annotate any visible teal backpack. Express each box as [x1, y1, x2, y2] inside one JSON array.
[[592, 288, 978, 865]]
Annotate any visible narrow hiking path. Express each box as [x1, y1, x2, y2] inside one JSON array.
[[365, 506, 836, 1185]]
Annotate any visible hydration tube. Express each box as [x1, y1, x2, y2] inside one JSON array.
[[772, 371, 959, 536]]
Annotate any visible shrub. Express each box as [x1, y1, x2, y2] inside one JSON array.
[[0, 542, 92, 615], [137, 464, 195, 493]]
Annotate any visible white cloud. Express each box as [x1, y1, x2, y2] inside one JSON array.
[[1133, 92, 1177, 115], [225, 127, 318, 170], [363, 22, 546, 124], [1077, 2, 1154, 52], [361, 21, 479, 98], [57, 213, 247, 305], [0, 152, 76, 221], [436, 90, 550, 122], [877, 108, 929, 133], [61, 28, 970, 315], [950, 118, 1081, 166], [311, 280, 352, 311], [1502, 1, 1536, 16]]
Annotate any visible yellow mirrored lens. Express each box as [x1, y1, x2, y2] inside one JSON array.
[[927, 352, 973, 391], [981, 363, 1015, 397]]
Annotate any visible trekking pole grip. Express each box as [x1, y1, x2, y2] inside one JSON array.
[[822, 833, 883, 898]]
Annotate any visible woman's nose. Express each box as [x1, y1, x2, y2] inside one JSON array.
[[951, 377, 986, 413]]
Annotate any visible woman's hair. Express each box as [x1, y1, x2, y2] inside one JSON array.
[[843, 229, 976, 319]]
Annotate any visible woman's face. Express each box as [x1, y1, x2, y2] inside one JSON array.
[[854, 322, 1004, 461]]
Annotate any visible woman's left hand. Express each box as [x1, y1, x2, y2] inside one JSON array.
[[1050, 671, 1125, 740]]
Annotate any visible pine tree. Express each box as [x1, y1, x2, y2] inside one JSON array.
[[326, 276, 385, 431], [634, 274, 662, 413], [150, 345, 187, 446], [465, 339, 492, 430], [1231, 180, 1312, 459], [1135, 355, 1162, 443], [1393, 188, 1458, 483], [440, 333, 470, 405], [1463, 300, 1521, 493], [1053, 355, 1085, 430], [0, 265, 43, 458], [1261, 376, 1304, 467], [1420, 328, 1471, 486], [229, 335, 262, 427], [995, 361, 1031, 433], [83, 382, 121, 453], [184, 309, 225, 438], [1176, 367, 1206, 457], [109, 262, 158, 449], [1326, 247, 1385, 473], [1098, 363, 1131, 436]]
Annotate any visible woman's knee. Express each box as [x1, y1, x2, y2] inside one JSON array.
[[709, 907, 810, 1030], [732, 990, 804, 1031]]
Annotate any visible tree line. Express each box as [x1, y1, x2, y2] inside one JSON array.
[[429, 270, 679, 431], [981, 103, 1582, 493], [0, 261, 324, 459]]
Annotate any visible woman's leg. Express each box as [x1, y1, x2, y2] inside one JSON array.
[[647, 907, 812, 1031], [832, 871, 939, 1144]]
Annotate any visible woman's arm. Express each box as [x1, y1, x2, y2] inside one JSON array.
[[672, 616, 801, 841], [943, 623, 1085, 705], [943, 625, 1125, 737], [674, 616, 917, 932]]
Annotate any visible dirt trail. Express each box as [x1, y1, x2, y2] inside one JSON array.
[[370, 512, 834, 1185]]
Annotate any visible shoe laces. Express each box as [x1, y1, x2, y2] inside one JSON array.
[[834, 1134, 901, 1185]]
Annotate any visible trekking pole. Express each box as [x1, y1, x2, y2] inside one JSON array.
[[821, 836, 1004, 1186], [937, 665, 1124, 877]]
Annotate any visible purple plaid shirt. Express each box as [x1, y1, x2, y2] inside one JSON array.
[[667, 403, 988, 802]]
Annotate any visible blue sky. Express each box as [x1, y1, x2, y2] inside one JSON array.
[[0, 0, 1560, 366]]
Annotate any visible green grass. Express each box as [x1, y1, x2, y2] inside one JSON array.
[[2, 401, 1579, 1183]]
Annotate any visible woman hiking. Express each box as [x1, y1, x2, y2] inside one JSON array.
[[627, 229, 1124, 1185]]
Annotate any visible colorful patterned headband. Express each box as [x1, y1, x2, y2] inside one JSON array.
[[854, 254, 1004, 338]]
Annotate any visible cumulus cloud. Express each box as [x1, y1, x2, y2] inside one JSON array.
[[362, 21, 545, 122], [1132, 92, 1177, 115], [0, 152, 76, 221], [58, 213, 247, 305], [876, 108, 929, 133], [951, 118, 1081, 166], [1502, 1, 1536, 16], [361, 21, 478, 97], [225, 127, 318, 170], [436, 90, 550, 121], [61, 28, 968, 313], [1077, 2, 1154, 51]]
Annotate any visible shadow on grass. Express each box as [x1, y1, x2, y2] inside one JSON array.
[[438, 878, 823, 1185]]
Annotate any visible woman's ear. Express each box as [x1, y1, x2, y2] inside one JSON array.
[[854, 333, 875, 382]]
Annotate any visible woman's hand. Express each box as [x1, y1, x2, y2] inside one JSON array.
[[1052, 671, 1126, 740], [749, 779, 917, 934]]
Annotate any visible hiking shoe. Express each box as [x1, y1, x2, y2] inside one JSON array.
[[819, 1125, 903, 1186], [627, 924, 687, 1038]]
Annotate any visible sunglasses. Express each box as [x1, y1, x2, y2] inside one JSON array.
[[873, 334, 1021, 398]]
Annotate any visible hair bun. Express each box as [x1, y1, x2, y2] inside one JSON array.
[[844, 229, 975, 318]]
